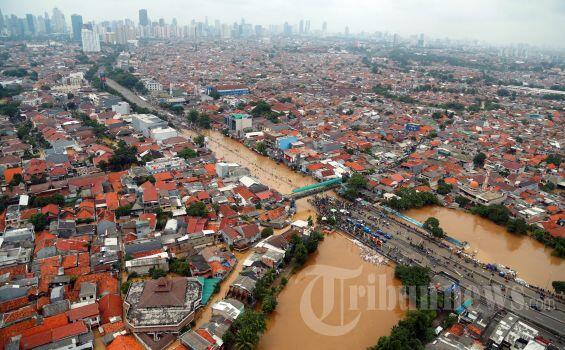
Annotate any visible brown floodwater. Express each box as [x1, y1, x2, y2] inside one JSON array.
[[182, 130, 405, 348], [405, 206, 565, 288], [258, 234, 405, 350]]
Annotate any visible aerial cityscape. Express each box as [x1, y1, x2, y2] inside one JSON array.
[[0, 1, 564, 350]]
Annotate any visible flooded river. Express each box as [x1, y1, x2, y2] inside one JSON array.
[[183, 129, 404, 348], [258, 234, 405, 350], [405, 206, 565, 288]]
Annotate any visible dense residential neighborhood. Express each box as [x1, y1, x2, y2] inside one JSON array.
[[0, 3, 564, 350]]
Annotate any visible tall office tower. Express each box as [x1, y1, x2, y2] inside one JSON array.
[[71, 14, 83, 41], [25, 14, 35, 36], [418, 33, 425, 47], [159, 18, 165, 26], [283, 22, 292, 36], [322, 21, 327, 33], [0, 9, 5, 31], [344, 26, 349, 37], [43, 12, 51, 34], [52, 7, 66, 33], [36, 15, 47, 34], [305, 20, 310, 34], [299, 19, 304, 34], [139, 9, 148, 26], [81, 27, 100, 52], [172, 18, 178, 26]]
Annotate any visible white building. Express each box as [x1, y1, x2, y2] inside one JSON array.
[[131, 114, 168, 137], [111, 101, 131, 115], [141, 78, 162, 92], [150, 126, 179, 142], [81, 28, 100, 52]]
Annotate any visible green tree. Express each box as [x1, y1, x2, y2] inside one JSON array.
[[262, 293, 278, 314], [187, 201, 208, 217], [261, 227, 274, 238], [115, 205, 132, 218], [455, 195, 470, 207], [251, 100, 272, 117], [256, 141, 267, 155], [198, 114, 211, 129], [121, 281, 131, 294], [29, 213, 49, 231], [506, 218, 528, 235], [149, 268, 167, 279], [193, 134, 205, 147], [473, 152, 487, 167], [9, 173, 23, 186], [436, 179, 453, 195], [423, 217, 445, 238], [178, 148, 198, 159], [209, 90, 221, 100], [294, 241, 308, 266], [187, 109, 199, 123], [552, 281, 565, 294], [169, 258, 191, 276]]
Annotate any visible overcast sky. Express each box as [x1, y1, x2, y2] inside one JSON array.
[[2, 0, 564, 47]]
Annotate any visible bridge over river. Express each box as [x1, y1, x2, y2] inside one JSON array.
[[285, 177, 342, 199]]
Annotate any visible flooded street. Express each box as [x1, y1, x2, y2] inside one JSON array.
[[405, 206, 565, 288], [183, 129, 404, 348], [194, 250, 250, 328]]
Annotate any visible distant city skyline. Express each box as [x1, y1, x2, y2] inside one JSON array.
[[2, 0, 565, 48]]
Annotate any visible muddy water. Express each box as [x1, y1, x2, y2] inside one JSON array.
[[258, 234, 405, 350], [405, 206, 564, 288], [182, 130, 404, 347], [194, 250, 250, 328]]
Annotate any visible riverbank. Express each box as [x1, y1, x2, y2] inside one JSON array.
[[405, 206, 565, 288]]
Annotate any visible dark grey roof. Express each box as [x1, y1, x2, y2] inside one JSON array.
[[45, 152, 69, 164], [124, 239, 162, 255], [42, 300, 70, 317], [0, 285, 29, 302]]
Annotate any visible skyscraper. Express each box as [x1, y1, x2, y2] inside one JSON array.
[[0, 9, 5, 31], [139, 9, 148, 26], [71, 14, 83, 41], [299, 20, 304, 35], [322, 21, 327, 33], [25, 14, 35, 36], [81, 27, 100, 52], [51, 7, 66, 33]]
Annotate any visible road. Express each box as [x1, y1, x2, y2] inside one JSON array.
[[313, 196, 565, 341], [105, 78, 174, 118]]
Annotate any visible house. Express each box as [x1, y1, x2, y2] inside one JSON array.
[[68, 302, 101, 327], [79, 282, 97, 303]]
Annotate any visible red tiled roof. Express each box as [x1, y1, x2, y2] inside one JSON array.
[[67, 303, 99, 322], [98, 294, 122, 324]]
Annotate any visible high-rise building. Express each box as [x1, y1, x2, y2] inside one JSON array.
[[305, 20, 311, 34], [81, 27, 100, 52], [344, 26, 349, 37], [52, 7, 66, 33], [322, 21, 327, 33], [71, 14, 83, 41], [139, 9, 148, 26], [283, 22, 292, 36], [0, 9, 5, 31], [25, 14, 35, 36], [299, 20, 304, 34]]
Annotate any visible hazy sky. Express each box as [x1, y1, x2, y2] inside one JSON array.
[[2, 0, 564, 47]]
